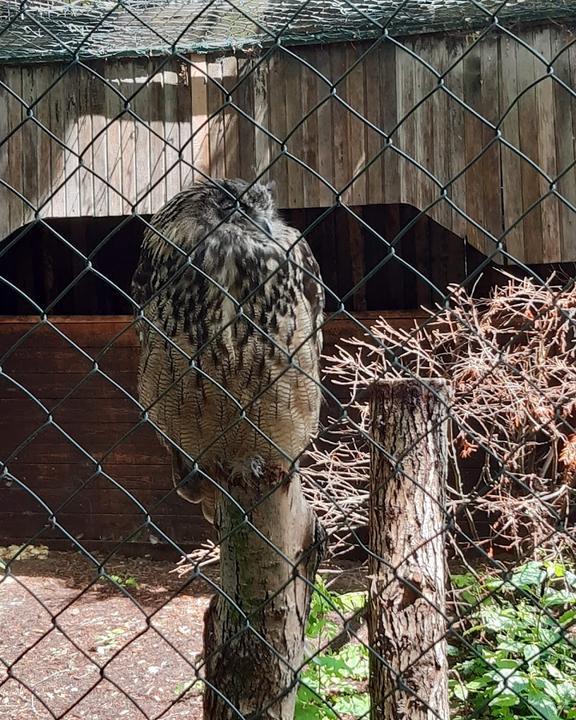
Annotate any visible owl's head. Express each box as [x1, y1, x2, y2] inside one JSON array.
[[210, 178, 276, 234]]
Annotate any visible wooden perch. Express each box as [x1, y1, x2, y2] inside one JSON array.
[[203, 470, 324, 719], [368, 379, 450, 720]]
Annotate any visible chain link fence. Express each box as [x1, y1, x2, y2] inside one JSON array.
[[1, 1, 576, 719]]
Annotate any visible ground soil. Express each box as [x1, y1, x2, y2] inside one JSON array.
[[0, 549, 365, 720], [0, 550, 216, 720]]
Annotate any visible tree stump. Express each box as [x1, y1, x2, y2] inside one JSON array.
[[368, 379, 450, 720], [203, 469, 324, 719]]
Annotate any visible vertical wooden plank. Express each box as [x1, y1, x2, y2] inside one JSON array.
[[532, 27, 561, 264], [330, 44, 349, 202], [163, 63, 181, 201], [364, 42, 384, 206], [445, 38, 467, 241], [222, 55, 240, 181], [479, 35, 503, 260], [236, 58, 257, 183], [190, 57, 210, 182], [64, 66, 80, 218], [346, 44, 367, 206], [49, 63, 67, 218], [250, 59, 271, 185], [106, 60, 124, 216], [499, 33, 524, 260], [315, 45, 334, 207], [20, 65, 38, 219], [121, 60, 138, 212], [90, 62, 111, 215], [285, 53, 305, 208], [34, 65, 53, 220], [411, 37, 436, 214], [298, 47, 320, 208], [77, 66, 94, 217], [396, 44, 418, 208], [0, 67, 12, 240], [268, 50, 289, 206], [462, 44, 485, 251], [149, 59, 166, 212], [381, 41, 400, 205], [429, 38, 451, 229], [207, 57, 226, 180], [132, 58, 152, 215], [554, 29, 576, 262], [178, 60, 193, 189], [516, 31, 543, 264]]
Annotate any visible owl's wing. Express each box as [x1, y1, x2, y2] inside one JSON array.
[[296, 233, 325, 357]]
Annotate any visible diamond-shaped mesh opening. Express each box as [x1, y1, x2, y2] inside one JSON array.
[[2, 3, 576, 720]]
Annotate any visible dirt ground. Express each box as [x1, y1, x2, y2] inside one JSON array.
[[0, 549, 365, 720], [0, 550, 217, 720]]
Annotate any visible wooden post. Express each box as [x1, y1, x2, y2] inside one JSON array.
[[203, 471, 324, 720], [367, 379, 450, 720]]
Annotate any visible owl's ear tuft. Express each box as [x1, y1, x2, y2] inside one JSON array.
[[264, 179, 277, 196]]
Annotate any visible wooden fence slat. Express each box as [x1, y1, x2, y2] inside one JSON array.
[[500, 34, 524, 260], [163, 63, 181, 201], [207, 58, 226, 179], [517, 32, 544, 263], [346, 44, 367, 206], [552, 30, 576, 261], [222, 56, 240, 181], [268, 49, 289, 206], [117, 60, 136, 213], [381, 42, 400, 205], [315, 45, 335, 206], [133, 58, 152, 215], [149, 59, 167, 211], [364, 43, 384, 206], [191, 57, 210, 181], [532, 27, 561, 263], [0, 66, 12, 240], [178, 61, 194, 189], [286, 53, 306, 207], [296, 47, 320, 207]]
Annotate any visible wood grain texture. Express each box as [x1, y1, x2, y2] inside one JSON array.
[[1, 29, 575, 263], [368, 379, 449, 720], [0, 312, 426, 553]]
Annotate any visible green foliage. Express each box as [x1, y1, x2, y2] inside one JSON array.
[[450, 560, 576, 720], [101, 573, 139, 589], [297, 563, 576, 720], [296, 578, 369, 719]]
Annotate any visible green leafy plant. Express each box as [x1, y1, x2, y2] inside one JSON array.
[[100, 573, 140, 589], [296, 578, 369, 719], [450, 560, 576, 720]]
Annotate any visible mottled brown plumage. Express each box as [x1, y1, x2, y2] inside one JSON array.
[[132, 179, 324, 521]]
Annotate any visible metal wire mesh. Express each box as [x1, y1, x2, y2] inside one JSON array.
[[4, 0, 576, 62], [1, 1, 576, 719]]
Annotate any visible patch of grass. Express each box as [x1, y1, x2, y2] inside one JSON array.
[[296, 577, 369, 719], [450, 560, 576, 720]]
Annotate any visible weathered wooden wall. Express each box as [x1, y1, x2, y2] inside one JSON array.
[[0, 312, 424, 554], [1, 24, 576, 264]]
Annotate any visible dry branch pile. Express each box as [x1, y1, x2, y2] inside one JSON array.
[[303, 275, 576, 558]]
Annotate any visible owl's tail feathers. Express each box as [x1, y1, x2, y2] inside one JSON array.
[[171, 448, 216, 524]]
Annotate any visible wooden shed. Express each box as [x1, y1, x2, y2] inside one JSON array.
[[1, 0, 575, 555]]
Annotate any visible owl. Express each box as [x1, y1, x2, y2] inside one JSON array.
[[131, 179, 324, 522]]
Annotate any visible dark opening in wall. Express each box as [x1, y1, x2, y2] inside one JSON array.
[[0, 204, 550, 316]]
